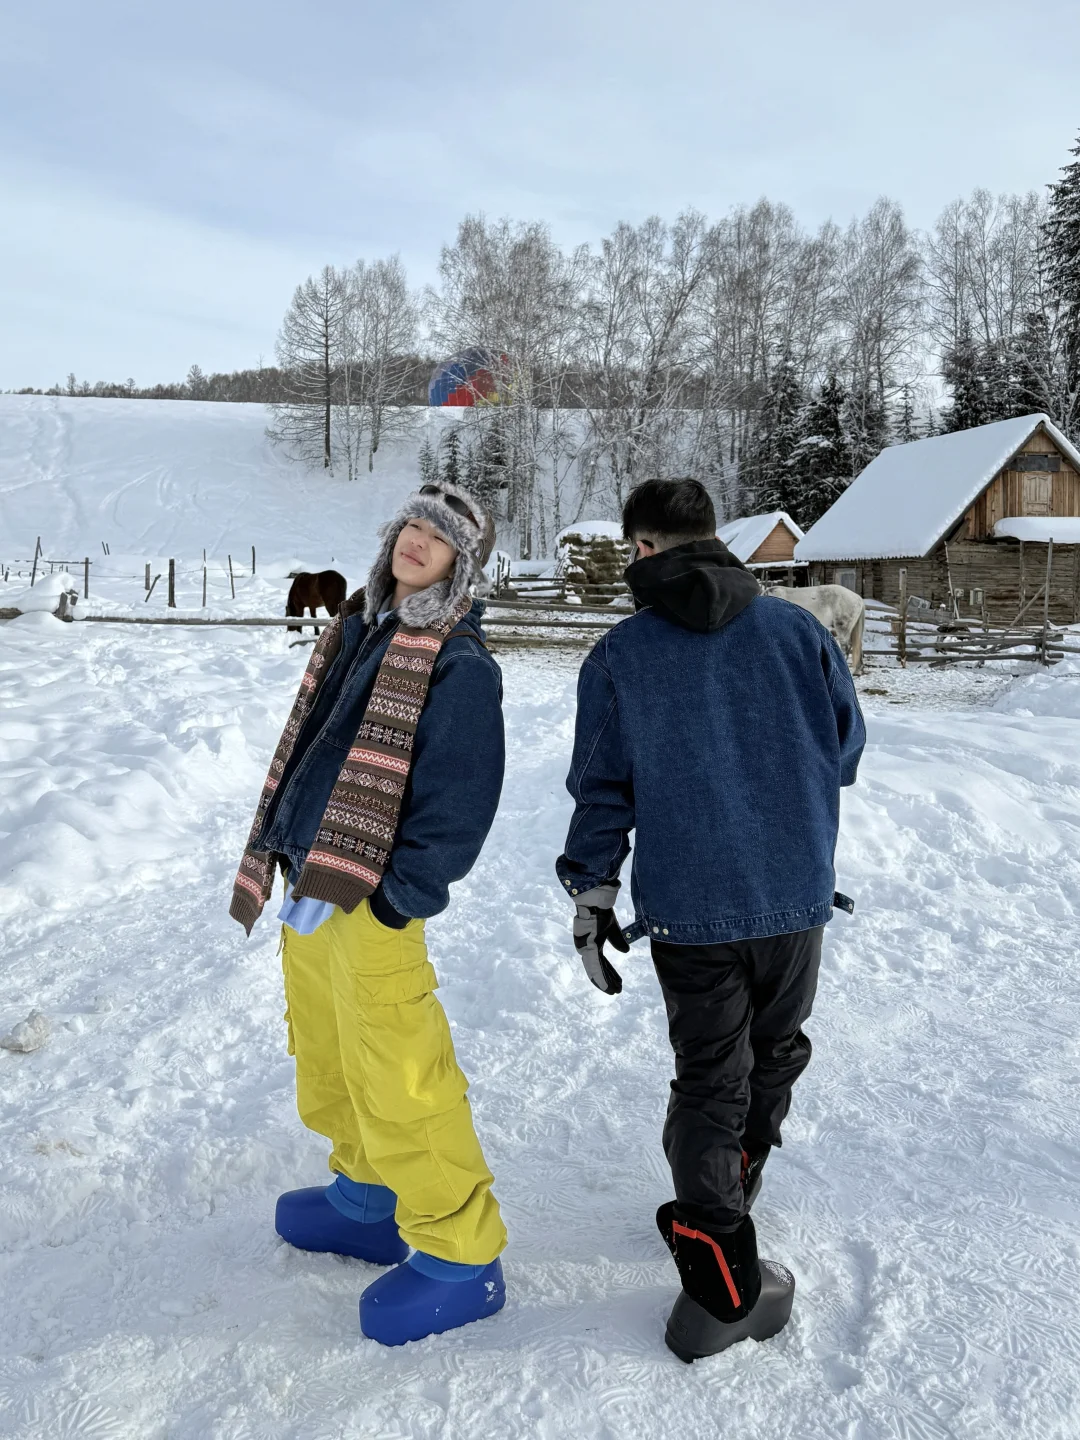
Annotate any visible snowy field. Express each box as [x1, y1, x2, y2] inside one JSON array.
[[1, 607, 1079, 1440], [2, 396, 1080, 1437], [0, 396, 470, 607]]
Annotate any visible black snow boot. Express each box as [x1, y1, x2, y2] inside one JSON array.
[[655, 1207, 794, 1362]]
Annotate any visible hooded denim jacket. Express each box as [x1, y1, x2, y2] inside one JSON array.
[[556, 543, 866, 945], [258, 600, 504, 921]]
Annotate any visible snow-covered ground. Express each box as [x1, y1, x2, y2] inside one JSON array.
[[2, 396, 1079, 1435], [0, 396, 473, 611], [2, 608, 1079, 1439]]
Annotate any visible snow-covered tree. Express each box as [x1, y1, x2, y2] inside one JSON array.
[[843, 385, 888, 477], [418, 436, 439, 485], [942, 320, 987, 431], [1043, 131, 1080, 435], [894, 381, 920, 444], [789, 373, 852, 526], [440, 425, 462, 487], [743, 354, 804, 516]]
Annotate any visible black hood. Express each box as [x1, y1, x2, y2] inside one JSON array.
[[624, 539, 760, 633]]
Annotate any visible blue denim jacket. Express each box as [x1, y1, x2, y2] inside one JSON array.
[[259, 601, 504, 920], [556, 594, 865, 945]]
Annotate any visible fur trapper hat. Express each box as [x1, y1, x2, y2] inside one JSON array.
[[363, 480, 496, 628]]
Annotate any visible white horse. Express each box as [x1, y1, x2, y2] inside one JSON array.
[[765, 584, 866, 674]]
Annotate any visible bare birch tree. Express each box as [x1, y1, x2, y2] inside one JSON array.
[[267, 266, 345, 470], [835, 198, 923, 462], [429, 215, 584, 556], [335, 255, 420, 479], [925, 190, 1045, 355], [573, 211, 711, 516]]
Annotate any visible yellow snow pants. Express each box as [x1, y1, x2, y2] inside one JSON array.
[[279, 898, 506, 1264]]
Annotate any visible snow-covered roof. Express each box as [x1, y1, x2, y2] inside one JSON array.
[[994, 516, 1080, 544], [794, 414, 1080, 562], [556, 520, 624, 547], [717, 511, 803, 563]]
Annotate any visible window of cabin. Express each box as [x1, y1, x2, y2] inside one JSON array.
[[834, 568, 858, 592], [1012, 452, 1061, 472]]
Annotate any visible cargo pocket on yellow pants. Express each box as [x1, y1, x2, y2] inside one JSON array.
[[332, 899, 506, 1264]]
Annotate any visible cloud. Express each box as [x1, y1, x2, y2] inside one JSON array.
[[0, 159, 319, 387], [3, 0, 1079, 384]]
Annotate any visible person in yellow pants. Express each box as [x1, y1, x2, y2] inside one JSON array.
[[231, 480, 508, 1345], [280, 899, 505, 1265]]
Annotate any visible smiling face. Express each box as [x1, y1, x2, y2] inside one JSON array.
[[390, 516, 458, 602]]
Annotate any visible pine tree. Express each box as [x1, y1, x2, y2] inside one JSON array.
[[1042, 130, 1080, 435], [1046, 133, 1080, 347], [744, 355, 803, 515], [469, 413, 510, 514], [418, 436, 439, 485], [440, 425, 462, 487], [942, 320, 986, 431], [843, 386, 887, 475], [894, 382, 920, 444], [788, 373, 852, 527], [979, 342, 1015, 422], [1012, 310, 1056, 416], [186, 364, 209, 400]]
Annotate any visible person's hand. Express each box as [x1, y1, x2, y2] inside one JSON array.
[[572, 883, 630, 995]]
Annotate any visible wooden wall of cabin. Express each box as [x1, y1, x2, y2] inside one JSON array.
[[964, 428, 1080, 540], [750, 522, 797, 564], [811, 544, 1080, 624]]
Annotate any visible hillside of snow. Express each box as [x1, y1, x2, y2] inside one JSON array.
[[0, 395, 467, 589]]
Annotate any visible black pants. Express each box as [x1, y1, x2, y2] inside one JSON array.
[[652, 926, 823, 1229]]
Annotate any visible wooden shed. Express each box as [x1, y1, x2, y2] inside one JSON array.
[[717, 511, 806, 579], [794, 414, 1080, 625]]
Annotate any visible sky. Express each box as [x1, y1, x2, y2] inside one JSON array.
[[2, 0, 1079, 390]]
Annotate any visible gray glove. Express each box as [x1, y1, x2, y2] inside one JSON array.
[[572, 882, 631, 995]]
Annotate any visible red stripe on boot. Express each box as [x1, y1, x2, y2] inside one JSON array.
[[672, 1220, 743, 1310]]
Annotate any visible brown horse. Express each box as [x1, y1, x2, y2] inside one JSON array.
[[286, 569, 347, 633]]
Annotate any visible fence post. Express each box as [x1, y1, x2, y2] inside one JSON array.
[[145, 562, 151, 591], [202, 549, 207, 608], [145, 574, 161, 603], [168, 559, 176, 609], [251, 545, 256, 575], [1042, 539, 1054, 666], [29, 536, 41, 588], [83, 557, 89, 599], [228, 554, 235, 600], [898, 567, 908, 669]]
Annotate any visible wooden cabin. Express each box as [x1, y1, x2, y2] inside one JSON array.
[[794, 414, 1080, 625], [717, 511, 806, 580]]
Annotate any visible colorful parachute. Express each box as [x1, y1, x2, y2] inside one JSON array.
[[428, 349, 503, 407]]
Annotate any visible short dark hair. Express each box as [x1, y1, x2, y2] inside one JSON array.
[[622, 478, 716, 546]]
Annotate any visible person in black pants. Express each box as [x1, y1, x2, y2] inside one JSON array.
[[556, 479, 865, 1360]]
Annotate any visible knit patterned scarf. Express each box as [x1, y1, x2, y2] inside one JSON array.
[[229, 593, 472, 935]]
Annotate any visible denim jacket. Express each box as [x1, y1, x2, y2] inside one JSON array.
[[556, 551, 865, 946], [259, 601, 504, 920]]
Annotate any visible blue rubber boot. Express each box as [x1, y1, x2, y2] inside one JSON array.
[[359, 1252, 506, 1346], [275, 1177, 408, 1265]]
